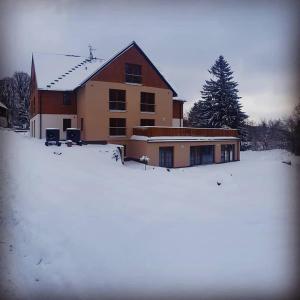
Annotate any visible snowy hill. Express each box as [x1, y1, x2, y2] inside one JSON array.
[[0, 129, 299, 299]]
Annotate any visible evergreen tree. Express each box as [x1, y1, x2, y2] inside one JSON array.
[[188, 100, 207, 127], [189, 55, 248, 129]]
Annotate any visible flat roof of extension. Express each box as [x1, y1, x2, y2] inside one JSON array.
[[130, 135, 240, 142], [135, 126, 238, 130]]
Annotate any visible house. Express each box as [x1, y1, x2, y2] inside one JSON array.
[[30, 41, 240, 167], [0, 101, 8, 127]]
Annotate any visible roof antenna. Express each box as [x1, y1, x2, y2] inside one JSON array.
[[88, 44, 96, 60]]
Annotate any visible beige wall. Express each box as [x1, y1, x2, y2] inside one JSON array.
[[76, 81, 173, 142], [30, 114, 77, 139], [128, 140, 240, 167]]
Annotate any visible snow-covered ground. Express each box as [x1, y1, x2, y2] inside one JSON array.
[[0, 129, 299, 299]]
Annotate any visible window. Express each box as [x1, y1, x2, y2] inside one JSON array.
[[63, 118, 71, 131], [63, 92, 71, 105], [140, 119, 155, 126], [109, 89, 126, 111], [221, 144, 235, 162], [125, 63, 142, 84], [190, 146, 214, 166], [80, 118, 84, 131], [141, 92, 155, 112], [109, 118, 126, 136]]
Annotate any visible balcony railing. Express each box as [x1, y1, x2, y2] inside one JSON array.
[[133, 126, 239, 137]]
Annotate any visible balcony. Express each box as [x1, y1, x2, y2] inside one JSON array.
[[132, 126, 239, 138]]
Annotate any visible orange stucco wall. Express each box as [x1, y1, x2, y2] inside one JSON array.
[[76, 81, 173, 142], [128, 140, 240, 167]]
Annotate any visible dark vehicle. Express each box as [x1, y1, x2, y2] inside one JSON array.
[[45, 128, 61, 146]]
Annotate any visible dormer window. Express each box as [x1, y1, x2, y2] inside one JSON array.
[[125, 63, 142, 84]]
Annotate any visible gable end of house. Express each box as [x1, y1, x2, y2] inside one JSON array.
[[81, 41, 177, 97]]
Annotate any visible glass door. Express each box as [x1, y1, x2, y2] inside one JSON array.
[[159, 147, 174, 168]]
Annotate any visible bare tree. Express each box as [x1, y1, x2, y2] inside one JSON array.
[[285, 103, 300, 154], [0, 72, 31, 128], [13, 72, 31, 128], [0, 77, 16, 127], [245, 119, 290, 151]]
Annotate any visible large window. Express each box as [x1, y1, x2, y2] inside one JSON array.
[[140, 119, 155, 126], [201, 146, 215, 164], [109, 89, 126, 111], [141, 92, 155, 112], [63, 92, 71, 105], [109, 118, 126, 136], [125, 63, 142, 84], [63, 118, 71, 131], [221, 144, 235, 162], [190, 146, 214, 166]]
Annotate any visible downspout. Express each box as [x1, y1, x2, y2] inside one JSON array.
[[180, 102, 183, 127], [39, 92, 42, 139]]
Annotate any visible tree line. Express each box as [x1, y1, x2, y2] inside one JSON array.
[[0, 72, 31, 128], [242, 114, 300, 154]]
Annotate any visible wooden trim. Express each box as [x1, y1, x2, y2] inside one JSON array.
[[133, 126, 239, 137], [173, 100, 184, 119]]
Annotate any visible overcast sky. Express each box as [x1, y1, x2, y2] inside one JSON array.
[[0, 0, 299, 122]]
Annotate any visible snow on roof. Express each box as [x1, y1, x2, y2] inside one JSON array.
[[33, 53, 106, 91], [0, 101, 7, 109], [173, 97, 186, 102], [33, 41, 178, 95], [135, 126, 238, 130], [130, 135, 240, 142]]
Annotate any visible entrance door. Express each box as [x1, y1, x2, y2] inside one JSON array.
[[159, 147, 174, 168]]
